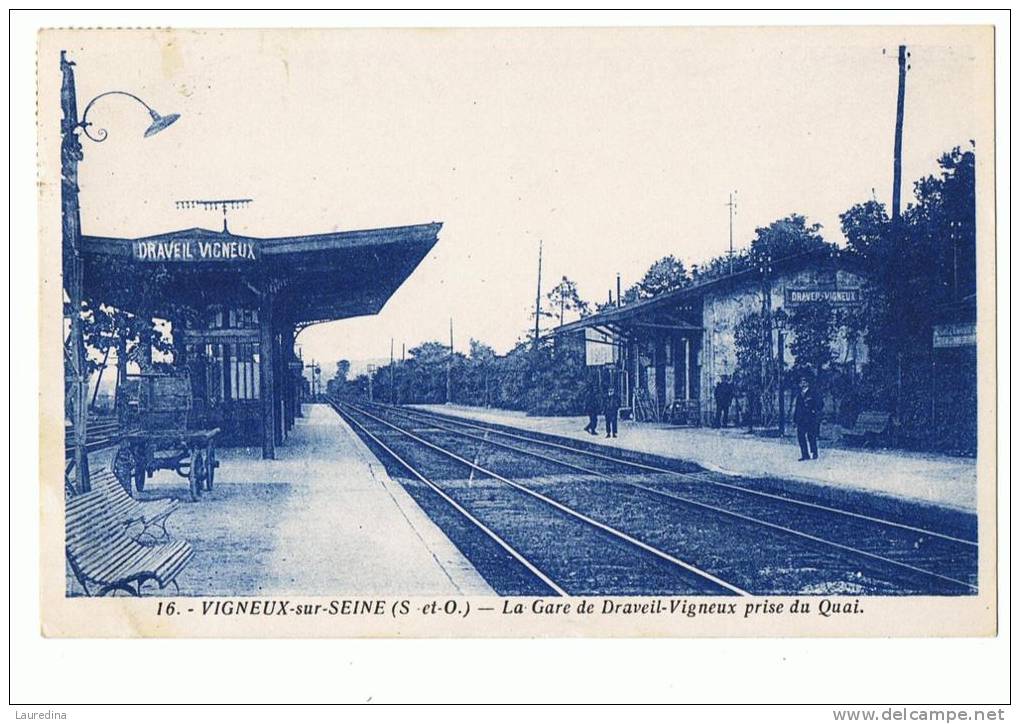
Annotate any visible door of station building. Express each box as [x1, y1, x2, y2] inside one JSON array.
[[182, 307, 264, 445]]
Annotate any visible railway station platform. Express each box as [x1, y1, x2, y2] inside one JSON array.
[[414, 405, 978, 512], [77, 404, 493, 597]]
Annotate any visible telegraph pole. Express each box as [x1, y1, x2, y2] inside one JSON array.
[[616, 273, 622, 307], [726, 191, 738, 274], [890, 44, 909, 424], [390, 338, 396, 405], [892, 45, 908, 221], [533, 240, 543, 347]]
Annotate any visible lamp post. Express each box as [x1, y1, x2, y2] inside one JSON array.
[[756, 252, 774, 427], [773, 308, 789, 437], [60, 51, 180, 493]]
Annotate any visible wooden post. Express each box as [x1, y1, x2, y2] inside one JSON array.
[[60, 51, 90, 493], [684, 337, 691, 401], [283, 327, 296, 433], [259, 291, 276, 459], [274, 328, 284, 446]]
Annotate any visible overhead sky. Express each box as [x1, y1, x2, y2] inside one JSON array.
[[42, 27, 989, 370]]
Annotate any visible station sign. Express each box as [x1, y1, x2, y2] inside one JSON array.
[[784, 287, 863, 306], [585, 328, 619, 367], [132, 238, 259, 262], [933, 322, 976, 348]]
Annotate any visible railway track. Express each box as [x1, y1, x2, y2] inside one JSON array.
[[332, 401, 744, 597], [374, 403, 979, 593], [333, 400, 977, 596]]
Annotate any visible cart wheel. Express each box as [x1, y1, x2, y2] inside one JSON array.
[[188, 449, 206, 502], [205, 445, 216, 491]]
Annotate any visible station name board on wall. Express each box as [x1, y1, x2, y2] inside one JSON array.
[[932, 323, 976, 348], [784, 287, 862, 306], [132, 239, 259, 262]]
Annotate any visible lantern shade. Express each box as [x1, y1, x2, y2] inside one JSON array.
[[144, 109, 180, 137]]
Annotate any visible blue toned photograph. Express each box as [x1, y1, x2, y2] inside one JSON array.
[[55, 28, 985, 603]]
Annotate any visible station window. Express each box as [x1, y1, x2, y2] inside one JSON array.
[[204, 343, 226, 403], [230, 342, 261, 400], [227, 308, 259, 329]]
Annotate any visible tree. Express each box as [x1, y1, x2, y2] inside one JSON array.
[[545, 276, 591, 325], [749, 214, 830, 268], [787, 301, 838, 382], [607, 254, 690, 309], [841, 146, 976, 440], [408, 341, 451, 365], [325, 359, 351, 397], [840, 199, 889, 262], [636, 255, 690, 297], [469, 339, 496, 362], [733, 310, 775, 427], [76, 298, 174, 411]]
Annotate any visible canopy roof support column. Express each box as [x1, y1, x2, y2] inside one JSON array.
[[283, 326, 296, 434], [274, 326, 284, 446], [259, 290, 277, 460]]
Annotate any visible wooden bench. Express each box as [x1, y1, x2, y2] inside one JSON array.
[[64, 415, 136, 493], [64, 416, 123, 458], [842, 410, 894, 446], [89, 468, 180, 543], [65, 490, 194, 596]]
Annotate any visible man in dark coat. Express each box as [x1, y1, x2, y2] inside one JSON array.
[[583, 381, 601, 435], [714, 375, 735, 428], [604, 387, 621, 438], [793, 376, 823, 460]]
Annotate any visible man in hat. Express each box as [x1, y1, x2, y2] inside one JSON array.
[[604, 387, 621, 439], [792, 375, 823, 461]]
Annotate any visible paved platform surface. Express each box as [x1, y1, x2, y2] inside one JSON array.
[[78, 404, 493, 597], [416, 404, 978, 512]]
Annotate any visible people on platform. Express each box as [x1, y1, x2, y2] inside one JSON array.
[[730, 381, 743, 427], [793, 375, 823, 461], [604, 387, 620, 438], [714, 375, 735, 428], [583, 380, 601, 435]]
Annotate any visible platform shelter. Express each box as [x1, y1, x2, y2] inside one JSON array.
[[80, 222, 441, 458]]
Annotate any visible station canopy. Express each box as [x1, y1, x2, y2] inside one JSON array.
[[80, 222, 442, 326]]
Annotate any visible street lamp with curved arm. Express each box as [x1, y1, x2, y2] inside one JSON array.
[[78, 89, 180, 143], [60, 50, 182, 493]]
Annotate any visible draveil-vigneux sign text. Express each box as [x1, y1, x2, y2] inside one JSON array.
[[132, 239, 259, 262]]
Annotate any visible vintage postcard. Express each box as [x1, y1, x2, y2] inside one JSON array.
[[39, 26, 996, 638]]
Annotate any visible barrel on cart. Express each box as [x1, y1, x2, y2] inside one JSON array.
[[113, 373, 221, 502]]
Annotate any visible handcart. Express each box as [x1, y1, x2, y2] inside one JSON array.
[[114, 374, 221, 502]]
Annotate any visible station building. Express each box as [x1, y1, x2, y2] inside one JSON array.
[[556, 249, 869, 425], [80, 222, 441, 457]]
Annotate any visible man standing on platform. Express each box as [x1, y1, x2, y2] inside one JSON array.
[[604, 387, 620, 439], [714, 375, 734, 428], [793, 375, 823, 461]]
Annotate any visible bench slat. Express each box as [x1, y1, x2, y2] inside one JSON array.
[[66, 484, 193, 595]]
